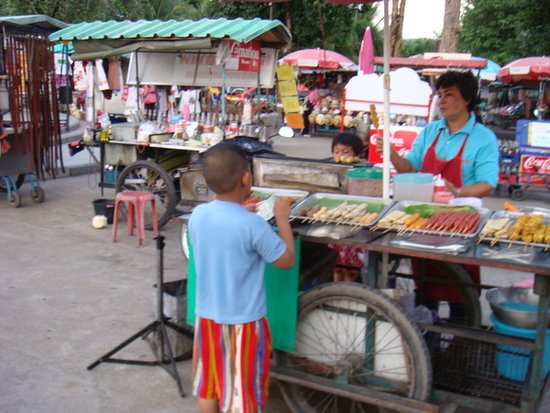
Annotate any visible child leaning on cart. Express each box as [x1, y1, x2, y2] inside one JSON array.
[[188, 141, 295, 413], [330, 132, 368, 282]]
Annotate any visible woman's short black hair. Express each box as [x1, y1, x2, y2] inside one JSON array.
[[331, 132, 364, 156], [435, 70, 479, 112]]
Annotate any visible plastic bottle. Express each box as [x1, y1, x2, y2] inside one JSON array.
[[432, 174, 454, 203], [242, 99, 252, 126]]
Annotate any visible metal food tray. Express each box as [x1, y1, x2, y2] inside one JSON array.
[[375, 200, 492, 239], [289, 193, 394, 228], [250, 186, 309, 205], [481, 209, 550, 248]]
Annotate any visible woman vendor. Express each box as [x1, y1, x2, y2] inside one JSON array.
[[377, 70, 499, 321]]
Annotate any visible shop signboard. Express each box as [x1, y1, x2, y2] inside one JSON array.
[[223, 40, 261, 72], [367, 126, 421, 164], [127, 48, 277, 87]]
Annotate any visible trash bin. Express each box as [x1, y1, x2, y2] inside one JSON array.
[[92, 198, 115, 224]]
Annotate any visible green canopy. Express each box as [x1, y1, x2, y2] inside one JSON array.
[[49, 18, 292, 60]]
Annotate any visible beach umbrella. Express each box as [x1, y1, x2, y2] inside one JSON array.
[[279, 48, 356, 71], [497, 56, 550, 84], [359, 27, 374, 75], [472, 57, 501, 82]]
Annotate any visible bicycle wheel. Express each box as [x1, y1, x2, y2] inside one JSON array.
[[116, 160, 177, 229], [387, 258, 482, 328], [274, 283, 432, 413]]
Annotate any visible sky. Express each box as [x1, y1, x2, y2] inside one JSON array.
[[375, 0, 445, 39]]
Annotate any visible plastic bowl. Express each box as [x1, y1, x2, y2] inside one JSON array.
[[486, 287, 549, 329]]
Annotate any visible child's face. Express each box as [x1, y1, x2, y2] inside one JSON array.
[[332, 144, 356, 161]]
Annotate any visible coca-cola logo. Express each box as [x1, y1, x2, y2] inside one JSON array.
[[523, 156, 550, 173], [230, 42, 260, 60], [369, 133, 405, 147]]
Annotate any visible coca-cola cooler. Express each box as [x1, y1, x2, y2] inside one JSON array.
[[506, 119, 550, 200]]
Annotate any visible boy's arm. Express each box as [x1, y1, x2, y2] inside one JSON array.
[[272, 198, 295, 269]]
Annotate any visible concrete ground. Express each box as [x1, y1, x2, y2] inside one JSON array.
[[1, 130, 550, 412]]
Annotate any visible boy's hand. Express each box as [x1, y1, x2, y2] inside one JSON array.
[[243, 202, 259, 212], [273, 198, 292, 221]]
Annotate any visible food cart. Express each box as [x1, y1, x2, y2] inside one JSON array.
[[49, 17, 292, 227], [178, 171, 550, 412]]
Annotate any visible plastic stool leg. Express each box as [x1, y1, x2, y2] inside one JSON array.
[[136, 198, 146, 246], [127, 201, 135, 236], [112, 199, 121, 242]]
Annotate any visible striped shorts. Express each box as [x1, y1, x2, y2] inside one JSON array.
[[192, 317, 272, 413]]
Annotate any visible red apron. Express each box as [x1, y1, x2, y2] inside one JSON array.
[[411, 129, 480, 302]]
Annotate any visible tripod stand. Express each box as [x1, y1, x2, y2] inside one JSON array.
[[87, 234, 194, 397]]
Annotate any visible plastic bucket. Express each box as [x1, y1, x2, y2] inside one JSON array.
[[92, 198, 115, 225], [347, 167, 383, 197], [492, 315, 550, 381]]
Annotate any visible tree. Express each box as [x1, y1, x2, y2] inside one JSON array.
[[389, 0, 406, 56], [460, 0, 550, 65], [206, 1, 378, 62], [440, 0, 460, 52]]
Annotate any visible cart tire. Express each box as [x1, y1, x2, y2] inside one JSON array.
[[115, 160, 177, 230], [511, 188, 526, 201], [8, 191, 22, 208], [385, 257, 482, 328], [274, 283, 432, 413], [31, 186, 45, 203], [0, 174, 25, 192], [180, 222, 190, 260]]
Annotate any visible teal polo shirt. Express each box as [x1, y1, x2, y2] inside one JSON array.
[[404, 114, 499, 187]]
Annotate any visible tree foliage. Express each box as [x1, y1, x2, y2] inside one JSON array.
[[460, 0, 550, 65], [401, 38, 438, 57], [205, 1, 378, 62]]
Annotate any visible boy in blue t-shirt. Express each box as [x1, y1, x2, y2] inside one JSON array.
[[189, 141, 295, 413]]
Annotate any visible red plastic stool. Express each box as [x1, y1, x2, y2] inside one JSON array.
[[112, 191, 158, 246]]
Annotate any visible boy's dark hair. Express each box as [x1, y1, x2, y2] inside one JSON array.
[[435, 70, 478, 112], [331, 132, 364, 156], [202, 142, 249, 194]]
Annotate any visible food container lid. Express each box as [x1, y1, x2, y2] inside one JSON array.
[[347, 167, 383, 180], [392, 172, 434, 184]]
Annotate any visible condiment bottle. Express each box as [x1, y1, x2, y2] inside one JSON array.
[[432, 174, 454, 203]]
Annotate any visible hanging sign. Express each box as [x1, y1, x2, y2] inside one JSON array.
[[219, 40, 261, 72], [528, 121, 550, 148], [276, 64, 304, 129]]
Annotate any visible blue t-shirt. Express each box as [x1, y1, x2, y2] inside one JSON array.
[[189, 200, 286, 324], [404, 114, 499, 187]]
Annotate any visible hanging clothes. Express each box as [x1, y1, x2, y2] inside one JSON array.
[[107, 59, 122, 91]]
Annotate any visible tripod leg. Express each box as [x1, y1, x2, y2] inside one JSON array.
[[158, 321, 186, 397], [87, 321, 158, 370]]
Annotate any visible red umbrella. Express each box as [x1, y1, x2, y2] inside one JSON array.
[[280, 48, 357, 71], [359, 26, 374, 74], [497, 56, 550, 84]]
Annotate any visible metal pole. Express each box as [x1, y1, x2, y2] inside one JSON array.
[[382, 0, 391, 200]]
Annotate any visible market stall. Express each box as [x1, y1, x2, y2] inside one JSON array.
[[0, 15, 68, 207], [279, 48, 358, 134], [49, 17, 292, 227], [492, 57, 550, 199]]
